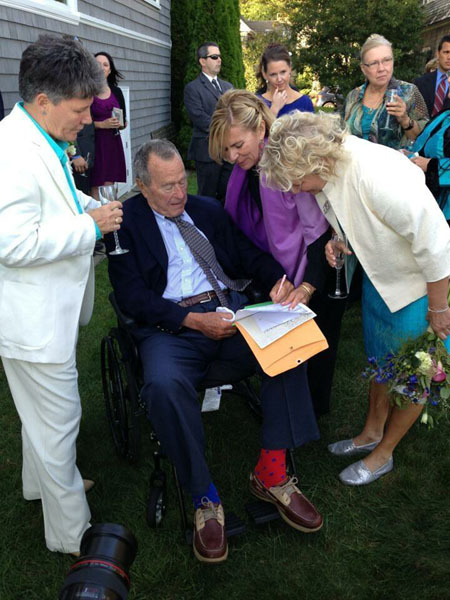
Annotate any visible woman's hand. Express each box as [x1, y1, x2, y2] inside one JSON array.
[[270, 277, 294, 304], [271, 88, 288, 116], [96, 117, 121, 129], [427, 309, 450, 340], [386, 94, 408, 125], [325, 238, 352, 268], [281, 282, 316, 309], [410, 156, 431, 173], [72, 156, 88, 173]]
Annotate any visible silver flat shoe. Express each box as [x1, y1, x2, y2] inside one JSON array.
[[338, 456, 394, 486], [328, 438, 380, 457]]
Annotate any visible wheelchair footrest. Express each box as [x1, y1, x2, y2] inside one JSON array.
[[246, 500, 280, 525], [183, 511, 246, 545]]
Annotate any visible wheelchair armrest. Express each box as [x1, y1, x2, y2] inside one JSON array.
[[109, 292, 137, 329]]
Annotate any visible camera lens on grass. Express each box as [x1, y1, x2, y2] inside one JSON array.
[[59, 523, 137, 600]]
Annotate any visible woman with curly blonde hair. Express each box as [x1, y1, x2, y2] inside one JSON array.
[[260, 110, 450, 486]]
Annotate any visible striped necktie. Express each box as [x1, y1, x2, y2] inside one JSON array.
[[432, 72, 447, 116], [167, 216, 251, 308], [211, 78, 221, 94]]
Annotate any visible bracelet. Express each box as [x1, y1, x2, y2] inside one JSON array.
[[299, 283, 314, 296], [428, 306, 450, 313], [402, 117, 414, 131]]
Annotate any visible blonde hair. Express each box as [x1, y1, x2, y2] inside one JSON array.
[[360, 33, 392, 63], [209, 89, 275, 163], [259, 111, 348, 192]]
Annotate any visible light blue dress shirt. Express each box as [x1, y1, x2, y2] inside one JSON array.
[[151, 208, 226, 302]]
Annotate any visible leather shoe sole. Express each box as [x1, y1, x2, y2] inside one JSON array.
[[250, 473, 323, 533]]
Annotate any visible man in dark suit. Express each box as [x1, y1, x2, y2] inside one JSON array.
[[70, 123, 95, 195], [415, 34, 450, 117], [106, 139, 322, 563], [184, 41, 233, 201]]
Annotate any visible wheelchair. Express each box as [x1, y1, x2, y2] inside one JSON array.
[[100, 292, 297, 543]]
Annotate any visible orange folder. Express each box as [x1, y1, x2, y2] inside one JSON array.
[[235, 318, 328, 377]]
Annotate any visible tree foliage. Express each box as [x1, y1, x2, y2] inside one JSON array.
[[171, 0, 245, 161], [287, 0, 425, 95], [240, 0, 286, 21]]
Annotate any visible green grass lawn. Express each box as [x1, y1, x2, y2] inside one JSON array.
[[1, 203, 450, 598]]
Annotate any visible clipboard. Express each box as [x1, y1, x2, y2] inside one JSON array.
[[235, 318, 328, 377]]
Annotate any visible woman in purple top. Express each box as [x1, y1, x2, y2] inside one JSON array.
[[256, 44, 314, 118], [209, 90, 346, 416], [91, 51, 127, 199]]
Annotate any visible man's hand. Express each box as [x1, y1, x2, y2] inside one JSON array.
[[182, 311, 236, 340], [88, 201, 123, 235], [270, 277, 294, 304], [72, 156, 88, 173]]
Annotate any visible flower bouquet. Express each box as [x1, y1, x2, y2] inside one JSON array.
[[363, 332, 450, 427]]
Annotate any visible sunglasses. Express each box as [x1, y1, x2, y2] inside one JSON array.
[[206, 54, 221, 60]]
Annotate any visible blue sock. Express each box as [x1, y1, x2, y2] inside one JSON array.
[[192, 481, 220, 509]]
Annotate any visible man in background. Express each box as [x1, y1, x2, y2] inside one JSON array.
[[415, 34, 450, 117], [184, 42, 233, 202]]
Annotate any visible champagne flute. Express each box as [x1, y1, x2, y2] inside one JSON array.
[[384, 88, 397, 129], [80, 152, 90, 178], [328, 233, 348, 300], [98, 184, 129, 256]]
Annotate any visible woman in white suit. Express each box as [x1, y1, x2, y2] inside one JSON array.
[[260, 110, 450, 487], [0, 35, 123, 554]]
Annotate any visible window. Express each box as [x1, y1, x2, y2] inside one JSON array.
[[1, 0, 79, 24]]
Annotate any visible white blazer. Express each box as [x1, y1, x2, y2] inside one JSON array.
[[0, 104, 98, 363], [315, 135, 450, 312]]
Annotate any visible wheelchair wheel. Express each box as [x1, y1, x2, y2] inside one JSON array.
[[101, 334, 129, 459], [147, 486, 167, 528]]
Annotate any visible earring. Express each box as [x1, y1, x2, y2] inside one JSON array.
[[42, 110, 47, 116], [258, 139, 265, 161]]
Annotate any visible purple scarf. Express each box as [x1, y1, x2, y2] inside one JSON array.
[[226, 164, 329, 286]]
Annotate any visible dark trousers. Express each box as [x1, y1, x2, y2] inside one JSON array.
[[138, 292, 318, 495], [195, 160, 233, 203]]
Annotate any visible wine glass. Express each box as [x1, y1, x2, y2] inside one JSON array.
[[80, 152, 90, 178], [328, 233, 348, 300], [384, 88, 397, 129], [98, 184, 129, 256]]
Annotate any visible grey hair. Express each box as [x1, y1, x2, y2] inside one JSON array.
[[133, 139, 182, 186], [360, 33, 392, 63], [19, 34, 104, 104]]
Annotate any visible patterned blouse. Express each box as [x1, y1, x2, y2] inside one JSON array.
[[342, 78, 429, 149]]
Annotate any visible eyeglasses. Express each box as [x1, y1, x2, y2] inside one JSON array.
[[206, 54, 221, 60], [363, 57, 393, 69]]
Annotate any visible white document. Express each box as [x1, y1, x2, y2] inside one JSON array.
[[235, 302, 316, 349]]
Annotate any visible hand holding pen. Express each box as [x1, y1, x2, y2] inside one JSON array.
[[270, 274, 294, 304]]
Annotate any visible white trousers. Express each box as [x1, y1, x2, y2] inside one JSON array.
[[2, 350, 91, 553]]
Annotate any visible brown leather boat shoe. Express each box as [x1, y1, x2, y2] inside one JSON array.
[[193, 499, 228, 563], [249, 472, 323, 533]]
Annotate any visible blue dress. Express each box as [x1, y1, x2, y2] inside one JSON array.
[[362, 273, 450, 359], [260, 94, 314, 116]]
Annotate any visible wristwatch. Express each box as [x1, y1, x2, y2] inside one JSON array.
[[402, 117, 414, 131]]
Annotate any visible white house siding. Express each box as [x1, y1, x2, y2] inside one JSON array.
[[0, 0, 172, 160]]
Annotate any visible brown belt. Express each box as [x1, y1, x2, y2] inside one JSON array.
[[178, 289, 228, 307]]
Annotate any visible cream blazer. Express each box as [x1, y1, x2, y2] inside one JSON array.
[[0, 104, 98, 363], [315, 135, 450, 312]]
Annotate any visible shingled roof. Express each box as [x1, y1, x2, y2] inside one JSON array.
[[424, 0, 450, 26]]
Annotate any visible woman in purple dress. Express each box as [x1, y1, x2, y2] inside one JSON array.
[[91, 51, 127, 199], [256, 44, 314, 118]]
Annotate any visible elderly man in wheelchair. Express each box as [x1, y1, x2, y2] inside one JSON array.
[[105, 139, 322, 563]]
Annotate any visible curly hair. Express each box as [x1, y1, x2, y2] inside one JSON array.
[[259, 110, 348, 192], [209, 89, 275, 163]]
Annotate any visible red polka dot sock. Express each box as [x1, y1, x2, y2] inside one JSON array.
[[254, 448, 287, 489]]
